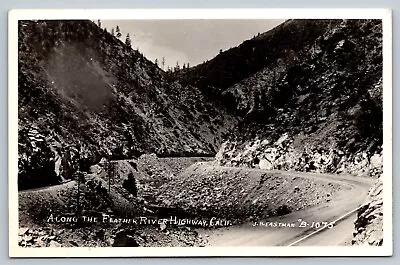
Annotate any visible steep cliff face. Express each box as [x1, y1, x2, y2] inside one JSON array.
[[209, 19, 382, 177], [18, 20, 236, 189]]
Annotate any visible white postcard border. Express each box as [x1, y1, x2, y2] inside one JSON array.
[[8, 8, 393, 257]]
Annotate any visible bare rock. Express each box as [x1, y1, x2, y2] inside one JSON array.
[[352, 176, 383, 246], [49, 241, 62, 247]]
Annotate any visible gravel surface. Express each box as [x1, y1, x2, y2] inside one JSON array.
[[156, 162, 342, 223]]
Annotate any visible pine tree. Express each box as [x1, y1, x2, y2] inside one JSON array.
[[97, 19, 101, 28], [111, 28, 115, 36], [155, 58, 158, 66], [175, 61, 180, 71], [187, 62, 190, 68], [116, 25, 121, 38], [125, 33, 131, 47], [161, 57, 165, 70]]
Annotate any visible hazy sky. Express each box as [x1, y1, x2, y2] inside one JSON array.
[[101, 19, 285, 69]]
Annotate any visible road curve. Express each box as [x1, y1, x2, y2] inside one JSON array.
[[200, 167, 374, 247]]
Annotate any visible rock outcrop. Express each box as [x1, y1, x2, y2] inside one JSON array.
[[216, 132, 383, 178], [352, 176, 383, 246]]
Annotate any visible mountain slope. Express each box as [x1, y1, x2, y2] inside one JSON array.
[[184, 19, 383, 177], [18, 20, 236, 189], [180, 19, 342, 106], [18, 19, 383, 186]]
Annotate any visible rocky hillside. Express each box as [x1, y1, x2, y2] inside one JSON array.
[[184, 19, 383, 177], [18, 19, 383, 189], [352, 176, 383, 246], [18, 20, 236, 190]]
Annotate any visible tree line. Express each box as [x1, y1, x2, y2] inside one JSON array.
[[96, 20, 131, 47], [96, 19, 191, 73]]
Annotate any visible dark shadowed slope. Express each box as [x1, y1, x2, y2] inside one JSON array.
[[18, 20, 236, 189]]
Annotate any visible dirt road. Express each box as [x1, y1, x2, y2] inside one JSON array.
[[200, 167, 374, 246]]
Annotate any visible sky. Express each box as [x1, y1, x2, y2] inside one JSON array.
[[100, 19, 285, 69]]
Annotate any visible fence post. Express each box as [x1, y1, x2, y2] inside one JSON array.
[[108, 162, 111, 193]]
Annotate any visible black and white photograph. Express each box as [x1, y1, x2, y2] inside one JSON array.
[[8, 9, 392, 257]]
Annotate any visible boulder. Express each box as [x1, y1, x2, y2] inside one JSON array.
[[49, 241, 62, 247], [259, 159, 273, 170]]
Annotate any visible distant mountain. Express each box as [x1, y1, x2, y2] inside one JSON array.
[[18, 20, 236, 189]]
